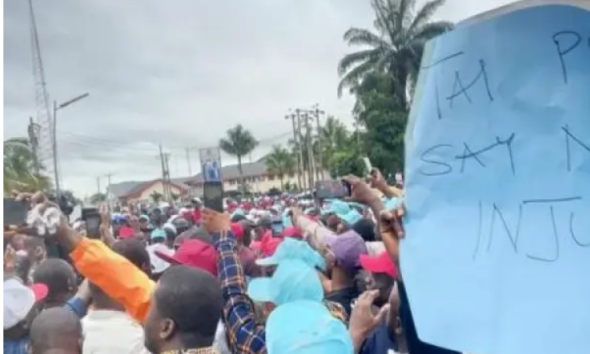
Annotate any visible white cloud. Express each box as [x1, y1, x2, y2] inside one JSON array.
[[3, 0, 512, 197]]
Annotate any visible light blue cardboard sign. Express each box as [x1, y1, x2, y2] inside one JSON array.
[[403, 4, 590, 354]]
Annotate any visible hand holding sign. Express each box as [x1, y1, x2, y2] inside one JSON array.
[[403, 2, 590, 354]]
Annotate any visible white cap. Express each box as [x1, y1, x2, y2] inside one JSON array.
[[146, 244, 174, 274], [4, 278, 47, 329]]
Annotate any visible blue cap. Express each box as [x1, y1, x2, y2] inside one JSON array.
[[384, 197, 400, 210], [247, 259, 323, 305], [231, 208, 245, 218], [151, 228, 166, 240], [321, 200, 362, 225], [256, 238, 325, 269], [266, 300, 353, 354]]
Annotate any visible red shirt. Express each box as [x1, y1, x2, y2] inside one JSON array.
[[193, 208, 202, 223]]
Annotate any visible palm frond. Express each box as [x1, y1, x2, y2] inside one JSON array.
[[412, 21, 454, 42], [344, 27, 389, 48], [407, 0, 446, 37], [337, 60, 377, 97], [337, 48, 381, 76]]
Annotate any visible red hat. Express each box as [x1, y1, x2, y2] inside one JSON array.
[[230, 223, 244, 240], [156, 239, 217, 276], [118, 226, 135, 239], [359, 251, 397, 278], [283, 226, 303, 239], [261, 237, 283, 257]]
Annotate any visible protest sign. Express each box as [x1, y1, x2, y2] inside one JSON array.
[[199, 147, 222, 182], [403, 1, 590, 354]]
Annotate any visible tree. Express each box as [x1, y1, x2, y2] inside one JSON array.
[[170, 193, 180, 202], [356, 72, 407, 175], [265, 145, 295, 190], [150, 191, 164, 203], [338, 0, 453, 109], [219, 124, 258, 194], [89, 192, 107, 205], [3, 137, 51, 194]]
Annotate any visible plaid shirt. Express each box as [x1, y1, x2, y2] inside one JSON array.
[[214, 231, 267, 354]]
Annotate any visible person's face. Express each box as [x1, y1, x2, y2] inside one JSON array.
[[366, 272, 394, 308], [129, 217, 139, 229], [139, 219, 149, 230], [144, 288, 174, 354]]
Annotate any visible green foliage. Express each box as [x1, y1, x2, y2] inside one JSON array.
[[219, 124, 259, 194], [150, 191, 164, 203], [89, 192, 107, 205], [170, 193, 180, 201], [3, 137, 51, 194], [265, 145, 295, 188], [338, 0, 453, 109], [328, 149, 366, 178]]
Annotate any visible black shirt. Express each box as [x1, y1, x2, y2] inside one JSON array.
[[360, 323, 398, 354], [398, 281, 460, 354], [326, 286, 361, 317]]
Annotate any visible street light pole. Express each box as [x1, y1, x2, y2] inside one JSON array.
[[52, 92, 89, 197]]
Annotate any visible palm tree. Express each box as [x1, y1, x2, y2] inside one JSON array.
[[265, 145, 295, 190], [219, 124, 258, 194], [89, 192, 107, 205], [150, 191, 164, 203], [337, 0, 453, 109], [4, 137, 51, 194]]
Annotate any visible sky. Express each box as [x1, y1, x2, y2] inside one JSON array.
[[4, 0, 513, 198]]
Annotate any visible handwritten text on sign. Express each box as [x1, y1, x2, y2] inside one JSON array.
[[403, 4, 590, 354]]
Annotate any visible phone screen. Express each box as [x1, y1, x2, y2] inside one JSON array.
[[3, 198, 29, 226], [203, 181, 224, 212], [271, 221, 284, 236], [314, 180, 351, 200]]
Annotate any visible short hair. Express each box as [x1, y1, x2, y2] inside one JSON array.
[[32, 259, 75, 302], [112, 239, 150, 270], [30, 307, 81, 353], [154, 266, 222, 344], [352, 218, 376, 242]]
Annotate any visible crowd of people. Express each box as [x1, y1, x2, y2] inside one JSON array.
[[4, 170, 461, 354]]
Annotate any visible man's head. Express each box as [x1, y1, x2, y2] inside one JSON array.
[[324, 230, 368, 280], [359, 251, 397, 307], [23, 236, 47, 264], [29, 307, 83, 354], [112, 239, 152, 276], [32, 259, 77, 308], [143, 266, 222, 353]]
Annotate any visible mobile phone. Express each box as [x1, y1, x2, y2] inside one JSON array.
[[271, 219, 284, 236], [82, 208, 101, 238], [362, 157, 373, 175], [4, 198, 29, 226], [314, 180, 351, 200], [203, 181, 224, 212]]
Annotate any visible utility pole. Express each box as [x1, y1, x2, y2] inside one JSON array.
[[294, 109, 308, 191], [159, 145, 171, 202], [302, 111, 316, 190], [286, 112, 303, 190], [312, 104, 325, 181], [185, 148, 193, 176], [104, 173, 113, 207], [27, 117, 41, 175], [96, 176, 101, 195]]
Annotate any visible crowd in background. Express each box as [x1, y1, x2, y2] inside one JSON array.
[[4, 169, 461, 354]]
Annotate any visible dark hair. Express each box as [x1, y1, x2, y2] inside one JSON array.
[[154, 266, 222, 347], [29, 307, 82, 352], [352, 218, 377, 242], [32, 259, 75, 303], [112, 239, 150, 271]]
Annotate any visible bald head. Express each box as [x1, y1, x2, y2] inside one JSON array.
[[29, 307, 82, 354]]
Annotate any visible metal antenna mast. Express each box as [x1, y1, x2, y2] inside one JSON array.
[[28, 0, 55, 183]]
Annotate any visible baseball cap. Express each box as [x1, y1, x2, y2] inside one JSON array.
[[321, 200, 362, 225], [231, 223, 245, 240], [257, 237, 325, 270], [147, 243, 173, 274], [282, 226, 303, 239], [139, 214, 149, 222], [326, 230, 368, 272], [359, 251, 397, 278], [151, 228, 166, 240], [266, 300, 353, 354], [155, 239, 217, 276], [248, 259, 323, 305], [4, 278, 48, 329]]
